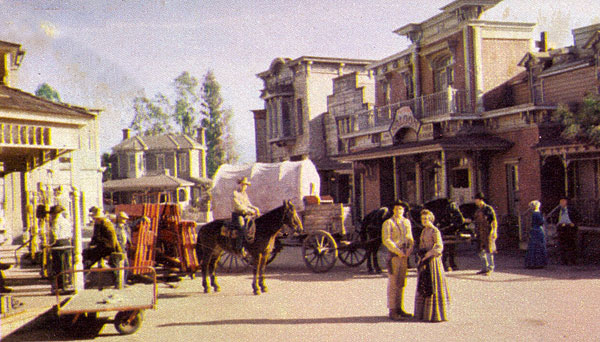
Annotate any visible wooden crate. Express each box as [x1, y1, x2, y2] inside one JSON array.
[[302, 202, 346, 235]]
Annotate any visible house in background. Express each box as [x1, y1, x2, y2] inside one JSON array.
[[252, 56, 374, 204], [103, 128, 210, 209], [0, 40, 103, 245]]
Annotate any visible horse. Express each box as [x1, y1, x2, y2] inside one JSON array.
[[358, 206, 392, 274], [408, 198, 474, 271], [195, 200, 303, 295]]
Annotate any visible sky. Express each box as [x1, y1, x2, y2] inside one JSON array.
[[1, 0, 599, 164]]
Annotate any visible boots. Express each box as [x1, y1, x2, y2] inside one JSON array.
[[389, 309, 401, 321]]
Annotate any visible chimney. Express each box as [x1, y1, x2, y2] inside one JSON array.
[[122, 128, 131, 140], [196, 127, 206, 145], [536, 31, 548, 52]]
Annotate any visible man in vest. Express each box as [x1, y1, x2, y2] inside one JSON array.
[[231, 177, 260, 253]]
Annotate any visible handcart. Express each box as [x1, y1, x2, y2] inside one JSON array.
[[55, 266, 157, 335]]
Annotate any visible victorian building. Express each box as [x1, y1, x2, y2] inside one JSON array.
[[104, 128, 210, 208], [253, 56, 374, 204], [0, 40, 103, 245]]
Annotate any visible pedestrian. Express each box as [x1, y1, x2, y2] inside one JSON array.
[[524, 200, 548, 269], [414, 209, 450, 322], [49, 205, 73, 293], [547, 197, 579, 265], [381, 200, 414, 320], [113, 211, 131, 279], [473, 192, 498, 275], [83, 207, 122, 270]]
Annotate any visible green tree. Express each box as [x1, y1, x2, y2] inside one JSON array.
[[130, 94, 173, 135], [35, 83, 61, 102], [201, 70, 238, 177], [101, 152, 112, 182], [173, 72, 201, 135], [553, 94, 600, 145]]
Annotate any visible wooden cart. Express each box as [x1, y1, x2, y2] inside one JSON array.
[[56, 266, 157, 335]]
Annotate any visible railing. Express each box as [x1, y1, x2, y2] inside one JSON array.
[[348, 88, 469, 132]]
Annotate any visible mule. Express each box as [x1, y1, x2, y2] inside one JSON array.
[[195, 200, 303, 295]]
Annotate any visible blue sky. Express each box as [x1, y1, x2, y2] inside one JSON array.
[[1, 0, 599, 163]]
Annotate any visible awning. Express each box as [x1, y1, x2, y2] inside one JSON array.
[[335, 134, 513, 162], [103, 174, 194, 192]]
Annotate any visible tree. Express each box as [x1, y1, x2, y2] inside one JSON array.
[[129, 71, 202, 136], [552, 94, 600, 145], [101, 152, 112, 182], [200, 70, 238, 177], [35, 83, 61, 102]]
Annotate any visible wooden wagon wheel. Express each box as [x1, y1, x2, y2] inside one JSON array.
[[218, 249, 250, 273], [338, 231, 368, 267], [302, 230, 338, 273]]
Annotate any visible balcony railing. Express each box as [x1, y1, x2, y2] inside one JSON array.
[[351, 88, 469, 131]]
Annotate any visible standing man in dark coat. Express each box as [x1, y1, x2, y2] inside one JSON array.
[[548, 197, 580, 265], [473, 192, 498, 275]]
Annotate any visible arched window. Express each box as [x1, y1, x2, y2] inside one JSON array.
[[433, 55, 454, 92]]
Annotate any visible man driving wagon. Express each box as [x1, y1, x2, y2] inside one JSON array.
[[231, 177, 260, 253]]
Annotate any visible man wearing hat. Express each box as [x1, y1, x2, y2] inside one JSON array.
[[473, 193, 498, 275], [382, 200, 414, 320], [113, 211, 131, 275], [83, 207, 122, 270], [49, 205, 73, 292], [231, 177, 260, 253]]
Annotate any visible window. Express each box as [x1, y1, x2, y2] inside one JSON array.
[[128, 155, 135, 172], [282, 99, 292, 137], [296, 99, 304, 135], [178, 189, 187, 202], [451, 169, 469, 188], [402, 72, 414, 99], [179, 153, 188, 172], [371, 133, 381, 144], [157, 154, 165, 170], [433, 55, 454, 92]]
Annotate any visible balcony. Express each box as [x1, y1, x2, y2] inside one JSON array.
[[352, 88, 470, 132]]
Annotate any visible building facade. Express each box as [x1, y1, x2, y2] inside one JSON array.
[[104, 128, 209, 208], [253, 56, 374, 203], [0, 40, 103, 245]]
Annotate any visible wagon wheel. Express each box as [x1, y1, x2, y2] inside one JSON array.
[[114, 310, 144, 335], [338, 231, 368, 267], [218, 249, 250, 273], [302, 230, 338, 273], [266, 238, 283, 265]]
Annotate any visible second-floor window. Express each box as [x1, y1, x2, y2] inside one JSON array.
[[296, 98, 304, 135], [178, 153, 188, 172], [282, 99, 293, 137], [157, 154, 165, 170], [128, 155, 135, 172], [433, 55, 454, 92]]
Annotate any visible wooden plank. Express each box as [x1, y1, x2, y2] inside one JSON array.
[[59, 284, 154, 314]]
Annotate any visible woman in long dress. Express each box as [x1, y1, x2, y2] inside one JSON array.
[[414, 209, 450, 322], [525, 200, 548, 269]]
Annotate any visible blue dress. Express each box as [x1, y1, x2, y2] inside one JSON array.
[[525, 211, 548, 268]]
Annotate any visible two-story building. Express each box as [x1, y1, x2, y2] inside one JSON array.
[[103, 128, 210, 208], [253, 56, 374, 204], [0, 39, 103, 245]]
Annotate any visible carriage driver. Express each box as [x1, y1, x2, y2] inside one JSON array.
[[232, 177, 260, 253]]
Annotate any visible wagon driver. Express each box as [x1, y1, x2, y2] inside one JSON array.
[[232, 177, 260, 253]]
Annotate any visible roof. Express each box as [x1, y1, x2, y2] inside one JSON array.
[[103, 174, 195, 192], [335, 134, 513, 162], [112, 133, 203, 152], [0, 85, 96, 117]]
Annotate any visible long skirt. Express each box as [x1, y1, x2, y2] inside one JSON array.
[[525, 226, 548, 268], [414, 256, 450, 322]]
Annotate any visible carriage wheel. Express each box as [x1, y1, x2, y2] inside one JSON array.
[[218, 249, 249, 273], [338, 231, 368, 267], [302, 230, 338, 273], [114, 310, 144, 335]]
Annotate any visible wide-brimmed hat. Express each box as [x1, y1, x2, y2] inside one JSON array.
[[474, 192, 485, 200], [391, 200, 410, 211], [49, 205, 65, 215], [90, 207, 104, 218], [238, 177, 251, 186], [117, 211, 129, 220]]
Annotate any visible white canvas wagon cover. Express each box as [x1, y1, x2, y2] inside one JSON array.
[[210, 160, 321, 220]]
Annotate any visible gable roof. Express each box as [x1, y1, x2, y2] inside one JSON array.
[[103, 174, 195, 192], [0, 85, 96, 118], [112, 133, 203, 152]]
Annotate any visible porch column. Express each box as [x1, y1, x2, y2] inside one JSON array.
[[561, 154, 569, 196], [472, 25, 484, 112], [415, 161, 422, 204], [71, 187, 84, 292], [440, 151, 448, 198], [393, 156, 398, 200]]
